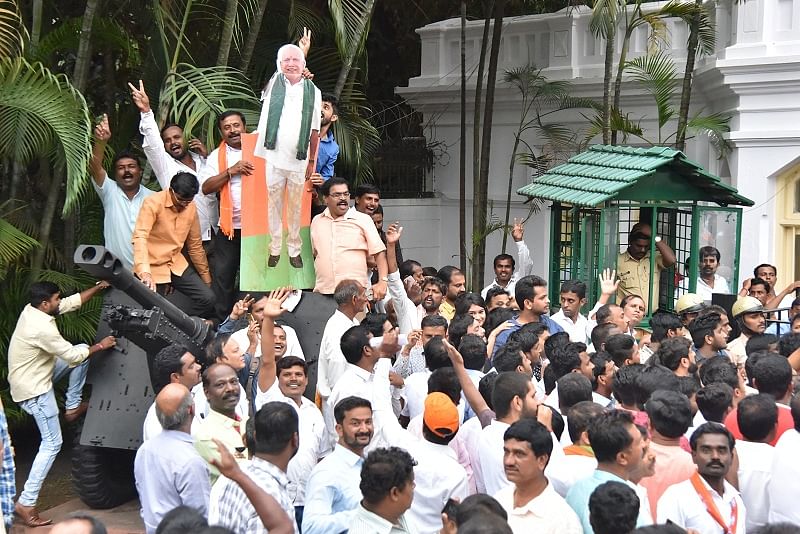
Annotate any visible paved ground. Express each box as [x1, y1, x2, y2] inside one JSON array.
[[9, 421, 144, 533]]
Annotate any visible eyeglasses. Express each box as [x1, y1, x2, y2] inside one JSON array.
[[170, 188, 193, 205], [327, 192, 351, 199]]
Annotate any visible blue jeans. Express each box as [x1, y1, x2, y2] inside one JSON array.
[[17, 358, 88, 506]]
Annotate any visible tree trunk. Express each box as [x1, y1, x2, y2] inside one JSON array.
[[30, 0, 43, 56], [216, 0, 239, 66], [459, 1, 467, 273], [471, 1, 493, 284], [72, 0, 100, 92], [333, 0, 378, 99], [601, 24, 615, 144], [675, 0, 701, 151], [473, 0, 506, 291], [610, 23, 633, 145], [501, 134, 521, 252], [32, 0, 99, 274], [239, 0, 270, 74], [31, 161, 57, 275]]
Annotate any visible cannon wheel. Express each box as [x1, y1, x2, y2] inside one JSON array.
[[71, 440, 137, 509]]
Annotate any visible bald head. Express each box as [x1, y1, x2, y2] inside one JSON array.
[[155, 383, 193, 431]]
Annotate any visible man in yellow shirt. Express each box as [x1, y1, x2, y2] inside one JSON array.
[[436, 266, 466, 321], [8, 281, 116, 526], [616, 222, 676, 312]]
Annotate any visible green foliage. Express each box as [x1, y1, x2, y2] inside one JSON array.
[[626, 51, 677, 131], [0, 0, 26, 58], [0, 57, 92, 215], [31, 17, 141, 66]]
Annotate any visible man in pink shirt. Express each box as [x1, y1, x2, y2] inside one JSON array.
[[640, 390, 696, 519], [310, 177, 388, 299]]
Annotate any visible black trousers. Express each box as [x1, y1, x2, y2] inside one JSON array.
[[211, 229, 241, 321], [156, 265, 215, 318]]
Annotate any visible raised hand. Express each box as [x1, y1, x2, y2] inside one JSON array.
[[188, 138, 208, 158], [230, 293, 255, 321], [94, 114, 111, 142], [441, 338, 465, 368], [511, 218, 524, 242], [598, 268, 619, 296], [262, 287, 291, 319], [386, 222, 402, 245], [127, 80, 151, 113], [298, 27, 312, 57]]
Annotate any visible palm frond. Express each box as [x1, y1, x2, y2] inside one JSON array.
[[328, 0, 374, 59], [660, 0, 716, 56], [686, 112, 732, 156], [626, 51, 677, 128], [333, 83, 381, 185], [0, 0, 26, 58], [160, 63, 261, 145], [589, 0, 624, 39], [0, 58, 92, 215], [31, 16, 141, 66], [0, 203, 40, 273]]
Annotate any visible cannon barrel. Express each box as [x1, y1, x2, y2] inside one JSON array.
[[74, 245, 208, 341]]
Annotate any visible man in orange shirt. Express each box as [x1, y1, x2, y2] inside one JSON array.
[[310, 177, 388, 299], [132, 172, 214, 317]]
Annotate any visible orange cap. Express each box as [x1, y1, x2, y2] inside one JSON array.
[[423, 392, 459, 438]]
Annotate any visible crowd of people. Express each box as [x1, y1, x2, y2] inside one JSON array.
[[3, 34, 800, 534]]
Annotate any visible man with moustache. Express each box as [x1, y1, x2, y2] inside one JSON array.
[[90, 115, 154, 268], [128, 81, 217, 249], [314, 94, 339, 181], [696, 246, 730, 301], [726, 297, 767, 367], [418, 277, 445, 322], [657, 423, 746, 533], [303, 396, 375, 534], [193, 363, 248, 482], [200, 110, 252, 320], [310, 177, 388, 299], [255, 43, 322, 270], [132, 172, 214, 317]]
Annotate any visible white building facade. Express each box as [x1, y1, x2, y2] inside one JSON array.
[[388, 0, 800, 293]]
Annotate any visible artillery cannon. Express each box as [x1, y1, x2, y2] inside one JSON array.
[[70, 245, 335, 508]]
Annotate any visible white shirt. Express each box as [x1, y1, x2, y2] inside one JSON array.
[[461, 414, 487, 492], [481, 240, 534, 299], [769, 429, 800, 524], [495, 482, 583, 534], [317, 310, 358, 399], [404, 440, 469, 534], [387, 270, 418, 333], [545, 453, 597, 497], [255, 75, 322, 172], [478, 420, 512, 495], [400, 370, 430, 419], [697, 274, 731, 301], [230, 323, 304, 361], [657, 476, 746, 534], [550, 310, 589, 344], [735, 439, 772, 531], [202, 144, 242, 228], [349, 505, 415, 534], [255, 381, 330, 506], [139, 110, 217, 240]]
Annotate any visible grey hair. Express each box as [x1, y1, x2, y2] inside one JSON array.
[[156, 390, 194, 430], [276, 43, 306, 73], [334, 280, 362, 306]]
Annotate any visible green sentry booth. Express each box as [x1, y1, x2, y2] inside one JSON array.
[[517, 145, 755, 316]]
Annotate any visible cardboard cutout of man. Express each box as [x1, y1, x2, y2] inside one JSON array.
[[254, 43, 322, 269]]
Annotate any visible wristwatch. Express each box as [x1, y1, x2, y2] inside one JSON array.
[[654, 236, 662, 243], [381, 276, 389, 282]]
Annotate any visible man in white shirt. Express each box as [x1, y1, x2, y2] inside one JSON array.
[[495, 418, 582, 534], [696, 246, 730, 301], [657, 423, 746, 533], [400, 336, 452, 421], [550, 280, 590, 344], [735, 394, 776, 532], [477, 372, 545, 495], [768, 393, 800, 524], [254, 289, 330, 525], [128, 80, 216, 246], [545, 401, 603, 497], [200, 110, 251, 320], [317, 280, 367, 413], [349, 447, 417, 534], [254, 44, 321, 269], [228, 295, 305, 361], [481, 219, 533, 299], [142, 344, 202, 441]]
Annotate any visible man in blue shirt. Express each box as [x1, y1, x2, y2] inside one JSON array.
[[492, 275, 564, 360], [566, 410, 652, 533], [316, 93, 339, 181]]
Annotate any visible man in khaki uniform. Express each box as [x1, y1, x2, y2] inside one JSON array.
[[616, 222, 676, 312]]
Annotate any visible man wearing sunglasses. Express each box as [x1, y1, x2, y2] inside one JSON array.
[[132, 172, 215, 318]]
